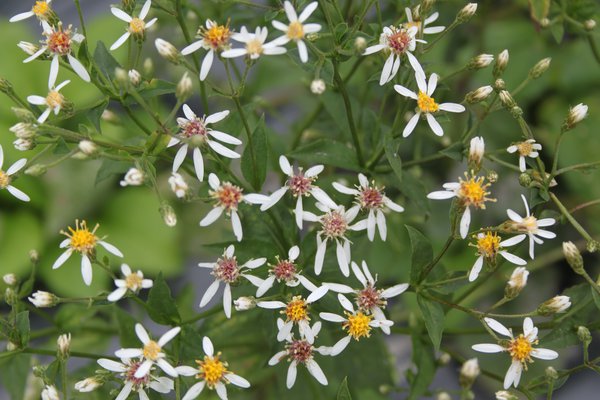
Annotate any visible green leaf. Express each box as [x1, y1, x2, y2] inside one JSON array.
[[241, 114, 268, 190], [147, 273, 181, 325], [417, 293, 445, 352], [439, 142, 464, 161], [529, 0, 550, 22], [384, 134, 402, 182], [288, 138, 360, 171], [407, 330, 436, 399], [15, 311, 30, 347], [405, 225, 433, 284], [53, 137, 71, 155], [591, 287, 600, 310], [550, 21, 565, 44], [336, 377, 352, 400], [0, 353, 30, 400], [402, 169, 430, 213], [86, 98, 109, 133], [114, 307, 140, 347], [95, 159, 132, 185], [93, 41, 121, 80]]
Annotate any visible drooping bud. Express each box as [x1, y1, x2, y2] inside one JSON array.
[[3, 273, 17, 286], [234, 296, 257, 311], [537, 295, 571, 315], [12, 107, 36, 122], [354, 37, 367, 52], [459, 358, 480, 388], [0, 78, 13, 94], [545, 366, 558, 381], [498, 90, 515, 108], [128, 69, 142, 86], [41, 385, 60, 400], [168, 172, 188, 199], [25, 164, 47, 176], [438, 352, 451, 365], [529, 57, 551, 79], [563, 103, 588, 131], [493, 49, 509, 77], [160, 203, 177, 227], [155, 38, 180, 64], [505, 267, 529, 299], [78, 140, 98, 156], [176, 72, 193, 101], [10, 122, 38, 139], [120, 168, 144, 187], [584, 19, 596, 31], [468, 136, 485, 171], [74, 377, 102, 392], [562, 241, 584, 274], [467, 54, 493, 70], [28, 290, 59, 308], [14, 138, 35, 151], [494, 78, 506, 90], [310, 79, 326, 95], [57, 333, 71, 359], [17, 41, 39, 56], [456, 3, 478, 23], [465, 85, 493, 104]]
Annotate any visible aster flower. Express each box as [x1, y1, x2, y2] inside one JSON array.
[[260, 155, 337, 229], [198, 245, 266, 318], [320, 293, 393, 355], [27, 79, 70, 123], [115, 323, 181, 378], [506, 194, 556, 259], [109, 0, 157, 50], [403, 6, 445, 34], [332, 173, 404, 241], [0, 144, 30, 202], [9, 0, 55, 23], [468, 232, 526, 282], [107, 264, 153, 302], [427, 171, 496, 239], [506, 139, 542, 172], [24, 21, 90, 85], [394, 72, 466, 136], [97, 357, 174, 400], [325, 260, 408, 334], [168, 104, 241, 182], [268, 321, 331, 388], [472, 317, 558, 389], [52, 220, 124, 286], [271, 1, 321, 63], [257, 286, 329, 344], [181, 19, 232, 81], [221, 26, 286, 60]]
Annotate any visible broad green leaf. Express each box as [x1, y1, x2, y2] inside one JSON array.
[[550, 21, 565, 44], [288, 138, 360, 171], [95, 159, 131, 186], [402, 169, 430, 213], [241, 114, 268, 190], [407, 329, 436, 399], [529, 0, 550, 22], [384, 134, 402, 182], [592, 287, 600, 311], [0, 353, 30, 400], [86, 98, 109, 133], [439, 142, 464, 162], [114, 307, 140, 347], [337, 377, 352, 400], [93, 41, 121, 80], [147, 273, 181, 325], [416, 293, 445, 352], [15, 311, 30, 347], [405, 225, 433, 284], [52, 137, 71, 155]]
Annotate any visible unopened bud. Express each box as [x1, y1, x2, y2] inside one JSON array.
[[29, 290, 59, 308], [456, 3, 478, 23], [10, 122, 37, 139], [29, 249, 39, 264], [155, 38, 180, 64], [494, 78, 505, 90], [487, 170, 498, 183], [587, 240, 600, 253], [3, 274, 17, 286], [563, 103, 588, 131], [577, 326, 592, 344], [17, 41, 39, 56], [310, 79, 326, 95], [354, 36, 367, 52], [234, 296, 256, 311], [128, 69, 141, 86], [438, 352, 451, 365], [584, 19, 596, 31], [562, 241, 584, 274], [505, 266, 528, 299], [459, 358, 480, 388], [510, 106, 523, 118], [529, 57, 551, 79], [0, 78, 13, 93], [41, 385, 59, 400], [14, 138, 35, 151], [122, 0, 135, 13], [538, 295, 571, 315], [495, 391, 518, 400], [540, 18, 550, 28], [25, 164, 47, 176], [498, 90, 515, 108], [518, 172, 532, 187], [494, 49, 509, 77], [74, 377, 102, 392], [176, 72, 193, 101], [78, 140, 98, 156], [101, 109, 120, 124], [168, 172, 188, 199], [12, 107, 36, 122], [120, 168, 144, 187], [143, 57, 154, 76], [465, 85, 493, 103], [546, 366, 558, 380], [468, 136, 485, 170], [160, 204, 177, 227], [4, 288, 16, 305], [57, 333, 71, 359], [467, 54, 493, 70], [114, 67, 128, 85], [6, 341, 18, 351], [437, 393, 452, 400]]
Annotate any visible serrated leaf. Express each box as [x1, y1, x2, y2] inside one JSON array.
[[147, 273, 181, 325], [405, 225, 433, 284], [288, 138, 360, 171], [337, 377, 352, 399], [93, 41, 121, 80], [384, 134, 402, 182], [241, 114, 268, 190], [416, 294, 445, 352]]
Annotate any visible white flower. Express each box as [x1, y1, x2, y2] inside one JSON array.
[[107, 264, 153, 302], [333, 173, 404, 241], [168, 172, 188, 198], [181, 19, 232, 81], [52, 219, 124, 286], [320, 293, 393, 355], [257, 286, 329, 344], [566, 103, 588, 128], [363, 24, 424, 85], [469, 136, 485, 167], [310, 79, 326, 94], [427, 172, 495, 239], [176, 336, 250, 400], [10, 0, 53, 23], [41, 385, 59, 400], [221, 26, 286, 60], [120, 168, 144, 187], [271, 1, 321, 63], [539, 295, 571, 314], [57, 333, 71, 357], [74, 377, 102, 392], [27, 79, 70, 123], [0, 144, 30, 202], [468, 232, 526, 282], [110, 0, 157, 51], [115, 323, 181, 378], [472, 317, 558, 389], [198, 245, 266, 319], [97, 357, 174, 399], [200, 174, 269, 241], [168, 104, 240, 182], [394, 72, 466, 136], [128, 69, 142, 86], [28, 290, 57, 307], [506, 266, 529, 298], [403, 7, 445, 34], [506, 194, 556, 259], [24, 21, 89, 85], [506, 139, 542, 172], [324, 260, 408, 334], [260, 155, 336, 229], [268, 321, 331, 388]]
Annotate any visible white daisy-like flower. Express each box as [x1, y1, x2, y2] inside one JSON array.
[[394, 72, 466, 136], [260, 155, 337, 229], [472, 317, 558, 389], [24, 21, 90, 85], [120, 168, 144, 187], [506, 194, 556, 259], [325, 260, 408, 334], [198, 245, 266, 319], [96, 357, 174, 400], [200, 173, 269, 241], [252, 245, 318, 297], [181, 19, 232, 81], [506, 139, 542, 172], [52, 220, 124, 286], [333, 173, 404, 241], [320, 293, 393, 356], [176, 336, 250, 400], [27, 79, 70, 123], [268, 321, 331, 388], [168, 172, 188, 199], [467, 232, 526, 282], [403, 6, 445, 34], [107, 264, 153, 302], [168, 104, 240, 182], [9, 0, 54, 23], [271, 1, 321, 63], [0, 144, 30, 202], [221, 26, 287, 60], [257, 286, 329, 344], [427, 172, 496, 239], [115, 323, 181, 378], [363, 24, 424, 85], [109, 0, 157, 51]]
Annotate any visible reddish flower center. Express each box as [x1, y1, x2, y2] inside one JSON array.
[[181, 119, 207, 138], [359, 187, 384, 209], [387, 29, 411, 55], [321, 211, 347, 239], [356, 285, 383, 310], [213, 256, 240, 283], [287, 339, 313, 363], [212, 183, 243, 212], [125, 361, 151, 388], [47, 31, 72, 55], [287, 173, 314, 197], [272, 259, 297, 281]]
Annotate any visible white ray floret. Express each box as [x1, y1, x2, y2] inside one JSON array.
[[0, 144, 30, 202], [271, 1, 321, 63], [10, 0, 54, 23], [109, 0, 158, 51], [505, 194, 556, 259], [403, 6, 445, 34], [221, 26, 286, 60], [468, 232, 527, 282], [107, 264, 153, 302]]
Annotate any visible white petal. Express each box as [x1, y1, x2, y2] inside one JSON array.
[[172, 145, 188, 172], [536, 229, 556, 239], [306, 360, 328, 385], [27, 95, 46, 105], [98, 358, 126, 372], [98, 241, 124, 257], [307, 285, 328, 303], [350, 262, 367, 286], [182, 382, 205, 400], [519, 156, 526, 172], [205, 110, 230, 124], [68, 54, 90, 82], [226, 373, 251, 388], [202, 336, 214, 356], [181, 40, 204, 55], [314, 239, 326, 275], [406, 51, 425, 79], [284, 1, 298, 20], [158, 327, 181, 346], [199, 207, 223, 227], [23, 46, 46, 63], [366, 211, 376, 241], [182, 104, 196, 120], [286, 361, 297, 389], [335, 241, 350, 277], [297, 275, 318, 292], [231, 211, 243, 242], [403, 112, 420, 137], [257, 300, 286, 309], [338, 294, 354, 313], [507, 209, 523, 222], [363, 44, 386, 55], [426, 113, 444, 136], [500, 234, 527, 247], [297, 40, 308, 63], [115, 382, 134, 400], [298, 1, 318, 22], [193, 147, 204, 182], [427, 73, 438, 96], [376, 210, 387, 241], [200, 50, 214, 81], [381, 283, 409, 298], [110, 31, 132, 51], [471, 343, 505, 353], [49, 56, 59, 88], [134, 359, 153, 378], [459, 207, 471, 239], [244, 193, 269, 204], [394, 84, 417, 100], [438, 103, 466, 113], [469, 256, 484, 282], [256, 276, 275, 297], [379, 54, 395, 86], [107, 287, 128, 302], [199, 280, 220, 307], [9, 11, 34, 22], [139, 0, 152, 20], [484, 317, 512, 337], [531, 348, 558, 360], [111, 7, 133, 22], [135, 323, 151, 344], [156, 358, 178, 377], [277, 321, 294, 342], [114, 348, 143, 358], [504, 360, 522, 389], [268, 350, 287, 366], [207, 140, 240, 158], [81, 255, 93, 286], [537, 218, 556, 227], [324, 282, 353, 293], [319, 312, 346, 323], [223, 283, 232, 318], [6, 186, 30, 202], [221, 48, 247, 58], [208, 130, 241, 145], [499, 251, 527, 266]]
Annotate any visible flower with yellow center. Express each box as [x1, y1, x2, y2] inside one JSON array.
[[176, 336, 250, 399], [472, 317, 558, 389], [507, 139, 542, 172], [27, 80, 71, 123], [52, 219, 123, 286], [222, 26, 287, 60], [271, 1, 322, 63], [115, 323, 181, 379], [181, 19, 232, 81], [468, 232, 526, 282], [108, 264, 153, 302], [110, 0, 157, 51], [403, 6, 446, 35], [10, 0, 55, 23], [506, 194, 556, 259], [0, 144, 30, 202]]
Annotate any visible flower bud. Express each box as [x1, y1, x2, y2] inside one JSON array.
[[494, 78, 506, 90], [143, 57, 154, 76], [563, 103, 588, 131], [437, 393, 452, 400], [584, 19, 596, 31], [465, 85, 493, 104], [25, 164, 47, 176], [562, 241, 584, 274], [120, 168, 144, 187], [14, 138, 35, 151], [6, 341, 18, 351], [498, 90, 515, 108], [467, 54, 493, 70], [4, 288, 17, 305], [505, 267, 528, 299], [155, 38, 180, 64], [354, 36, 367, 52], [29, 290, 59, 308], [128, 69, 141, 86], [540, 18, 550, 28], [17, 41, 39, 56], [456, 3, 478, 23], [459, 358, 480, 388], [529, 57, 551, 79], [234, 296, 257, 311], [122, 0, 136, 13], [3, 273, 17, 286], [10, 122, 37, 139], [310, 79, 326, 95], [41, 385, 59, 400], [546, 366, 558, 380], [168, 172, 188, 199], [487, 170, 498, 183], [12, 107, 36, 122], [518, 172, 532, 187], [101, 109, 120, 124], [577, 325, 592, 344], [468, 136, 485, 170], [114, 67, 128, 85], [587, 240, 600, 253], [57, 333, 71, 359], [510, 106, 523, 119], [29, 249, 39, 264], [438, 352, 451, 365], [494, 49, 509, 77], [495, 391, 518, 400], [538, 295, 571, 315], [0, 78, 13, 94], [74, 377, 102, 392], [176, 72, 193, 101], [160, 203, 177, 227], [78, 140, 98, 156]]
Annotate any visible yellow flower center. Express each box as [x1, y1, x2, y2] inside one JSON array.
[[343, 311, 372, 340], [417, 91, 439, 113], [508, 334, 534, 364], [458, 174, 494, 209], [0, 171, 10, 189], [517, 141, 533, 156], [142, 340, 161, 360], [125, 273, 143, 290], [476, 232, 501, 258], [32, 1, 49, 16], [284, 296, 308, 322], [287, 21, 305, 40], [203, 24, 231, 49], [404, 21, 421, 30], [46, 90, 64, 109], [129, 17, 146, 34], [246, 39, 263, 56], [519, 216, 538, 233], [196, 354, 227, 387], [62, 220, 98, 254]]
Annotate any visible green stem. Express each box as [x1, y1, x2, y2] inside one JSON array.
[[419, 236, 455, 283], [73, 0, 87, 38], [549, 192, 594, 242], [555, 160, 600, 176], [333, 61, 364, 166]]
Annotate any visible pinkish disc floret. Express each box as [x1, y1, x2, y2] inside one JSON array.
[[287, 339, 313, 364], [125, 361, 151, 389], [287, 172, 314, 197], [387, 28, 412, 55], [358, 186, 385, 209], [356, 285, 384, 310], [179, 118, 207, 139], [272, 258, 297, 282], [212, 256, 240, 283], [321, 210, 348, 239]]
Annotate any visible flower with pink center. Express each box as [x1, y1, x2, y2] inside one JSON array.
[[505, 194, 556, 259], [168, 105, 241, 182], [198, 245, 266, 318], [325, 260, 409, 334], [97, 357, 174, 400], [261, 155, 336, 229], [199, 173, 269, 242], [333, 173, 404, 241]]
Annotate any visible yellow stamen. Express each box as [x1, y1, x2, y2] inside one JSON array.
[[508, 334, 535, 365], [46, 90, 64, 109], [196, 354, 227, 387], [284, 296, 308, 322], [129, 17, 146, 34], [417, 91, 439, 113], [125, 273, 143, 290], [32, 1, 49, 16], [142, 340, 161, 360], [343, 311, 372, 340], [476, 232, 501, 258], [246, 39, 263, 56], [458, 174, 495, 209], [203, 24, 231, 49], [517, 141, 533, 156], [62, 220, 98, 254], [0, 171, 10, 189], [287, 21, 304, 40]]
